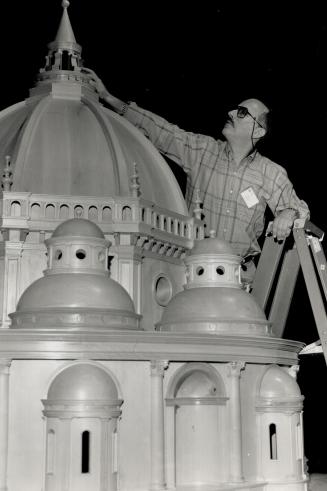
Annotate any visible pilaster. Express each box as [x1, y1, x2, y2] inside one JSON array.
[[150, 360, 169, 491], [227, 361, 245, 483], [0, 359, 11, 491]]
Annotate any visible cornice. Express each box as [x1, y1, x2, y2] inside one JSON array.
[[0, 329, 304, 365]]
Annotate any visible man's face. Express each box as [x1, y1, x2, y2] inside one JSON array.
[[222, 99, 267, 143]]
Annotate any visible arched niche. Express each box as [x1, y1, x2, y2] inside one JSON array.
[[166, 363, 228, 488]]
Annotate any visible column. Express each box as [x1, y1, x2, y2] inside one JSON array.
[[150, 360, 168, 491], [227, 361, 245, 483], [0, 359, 11, 491]]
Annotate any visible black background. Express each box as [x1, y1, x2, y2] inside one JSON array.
[[1, 1, 327, 472]]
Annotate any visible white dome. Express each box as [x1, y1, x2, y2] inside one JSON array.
[[52, 217, 105, 238], [48, 364, 119, 401], [0, 97, 187, 214], [10, 217, 141, 331], [258, 365, 301, 399]]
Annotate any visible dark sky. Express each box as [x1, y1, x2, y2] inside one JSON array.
[[1, 1, 327, 471]]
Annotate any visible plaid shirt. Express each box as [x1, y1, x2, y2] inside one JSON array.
[[125, 103, 309, 257]]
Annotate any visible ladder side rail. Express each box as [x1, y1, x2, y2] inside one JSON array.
[[303, 220, 324, 240], [293, 227, 327, 365], [307, 236, 327, 299], [251, 232, 285, 310], [268, 247, 300, 338]]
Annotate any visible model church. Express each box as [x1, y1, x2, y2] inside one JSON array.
[[0, 2, 308, 490]]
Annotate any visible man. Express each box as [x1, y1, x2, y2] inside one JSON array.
[[83, 69, 309, 282]]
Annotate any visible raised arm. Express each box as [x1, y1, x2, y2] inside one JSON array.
[[82, 68, 213, 174]]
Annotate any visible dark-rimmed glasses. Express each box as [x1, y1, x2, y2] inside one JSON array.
[[236, 106, 264, 128]]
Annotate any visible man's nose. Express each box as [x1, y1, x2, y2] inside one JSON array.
[[228, 109, 236, 118]]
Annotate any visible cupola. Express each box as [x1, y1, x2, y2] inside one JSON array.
[[9, 218, 141, 330], [157, 233, 271, 336], [42, 0, 82, 74]]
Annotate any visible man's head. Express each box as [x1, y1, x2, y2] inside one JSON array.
[[222, 98, 269, 146]]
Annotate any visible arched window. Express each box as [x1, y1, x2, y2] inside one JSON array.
[[10, 200, 21, 217], [59, 204, 69, 219], [269, 423, 277, 460], [122, 206, 132, 221], [74, 205, 84, 218], [45, 204, 55, 219], [88, 206, 98, 222], [31, 202, 41, 219], [81, 431, 90, 473], [102, 206, 112, 222]]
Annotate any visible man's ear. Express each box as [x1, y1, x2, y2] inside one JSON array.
[[253, 126, 266, 139]]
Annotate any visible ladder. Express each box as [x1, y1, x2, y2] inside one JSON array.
[[251, 219, 327, 363]]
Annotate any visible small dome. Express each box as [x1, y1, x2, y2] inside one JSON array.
[[258, 366, 301, 399], [10, 216, 140, 330], [159, 287, 268, 335], [190, 237, 236, 257], [52, 218, 104, 238], [16, 273, 134, 312], [48, 364, 119, 401]]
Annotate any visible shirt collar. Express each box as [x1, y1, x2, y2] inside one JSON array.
[[224, 142, 259, 164]]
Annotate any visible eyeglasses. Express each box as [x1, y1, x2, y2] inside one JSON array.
[[236, 106, 264, 128]]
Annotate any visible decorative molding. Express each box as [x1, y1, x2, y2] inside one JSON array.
[[42, 399, 123, 419], [10, 308, 141, 331], [256, 396, 304, 413]]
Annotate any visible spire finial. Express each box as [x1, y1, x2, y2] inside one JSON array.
[[2, 156, 13, 191], [130, 162, 141, 198], [54, 0, 77, 46], [193, 188, 203, 220], [40, 0, 82, 74]]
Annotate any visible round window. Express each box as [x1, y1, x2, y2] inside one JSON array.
[[76, 249, 86, 260], [153, 275, 173, 307]]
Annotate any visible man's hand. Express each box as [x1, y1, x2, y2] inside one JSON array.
[[81, 67, 125, 112], [81, 67, 108, 98], [272, 209, 297, 242]]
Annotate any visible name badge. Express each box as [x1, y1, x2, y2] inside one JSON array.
[[240, 187, 259, 208]]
